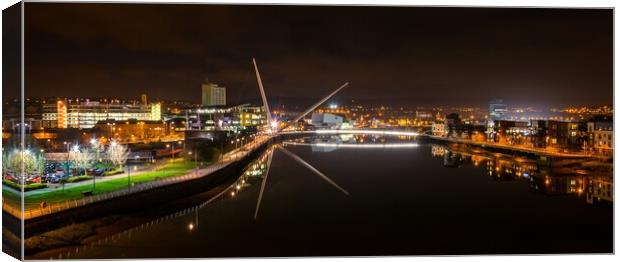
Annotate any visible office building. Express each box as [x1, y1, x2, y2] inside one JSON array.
[[201, 81, 226, 106], [186, 104, 266, 131], [489, 99, 507, 120], [42, 98, 162, 129]]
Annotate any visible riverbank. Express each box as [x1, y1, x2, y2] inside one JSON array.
[[25, 181, 235, 259], [422, 135, 609, 160], [1, 135, 272, 237], [4, 138, 272, 258], [2, 135, 272, 221]]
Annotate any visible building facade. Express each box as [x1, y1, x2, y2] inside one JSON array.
[[239, 105, 267, 127], [587, 116, 613, 155], [201, 81, 226, 106], [94, 119, 169, 143], [489, 99, 507, 121], [431, 122, 447, 136], [186, 104, 266, 132], [42, 98, 161, 129], [311, 113, 344, 128]]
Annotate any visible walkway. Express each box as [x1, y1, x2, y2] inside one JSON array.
[[13, 159, 171, 197], [2, 135, 272, 220], [425, 135, 605, 159]]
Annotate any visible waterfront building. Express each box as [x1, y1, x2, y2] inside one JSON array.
[[239, 105, 267, 127], [529, 120, 549, 148], [431, 122, 447, 136], [490, 120, 528, 144], [186, 104, 266, 132], [201, 80, 226, 106], [311, 113, 344, 128], [587, 115, 613, 155], [41, 98, 162, 129]]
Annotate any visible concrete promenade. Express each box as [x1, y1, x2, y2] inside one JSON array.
[[2, 135, 273, 220], [424, 135, 604, 159]]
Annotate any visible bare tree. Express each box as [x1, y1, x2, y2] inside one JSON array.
[[106, 140, 129, 168], [69, 147, 93, 175], [2, 149, 45, 184]]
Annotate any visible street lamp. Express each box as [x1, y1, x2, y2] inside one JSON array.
[[188, 150, 197, 175]]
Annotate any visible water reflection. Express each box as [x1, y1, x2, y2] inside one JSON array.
[[286, 134, 419, 151], [430, 144, 613, 206], [51, 146, 277, 259], [49, 136, 612, 259]]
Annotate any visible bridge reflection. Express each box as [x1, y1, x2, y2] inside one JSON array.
[[56, 138, 612, 260]]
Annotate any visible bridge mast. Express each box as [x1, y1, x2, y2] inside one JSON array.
[[252, 58, 274, 131], [291, 82, 349, 124]]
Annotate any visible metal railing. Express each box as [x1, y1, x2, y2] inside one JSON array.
[[2, 135, 272, 220]]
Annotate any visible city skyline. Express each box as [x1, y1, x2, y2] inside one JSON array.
[[3, 4, 612, 107], [1, 3, 614, 260]]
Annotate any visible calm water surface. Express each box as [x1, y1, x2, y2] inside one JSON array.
[[68, 136, 613, 258]]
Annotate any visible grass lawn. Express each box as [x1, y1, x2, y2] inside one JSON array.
[[17, 160, 196, 210], [2, 189, 21, 209]]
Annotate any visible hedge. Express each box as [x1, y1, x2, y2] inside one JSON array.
[[103, 168, 124, 176], [66, 176, 92, 183], [2, 180, 48, 191]]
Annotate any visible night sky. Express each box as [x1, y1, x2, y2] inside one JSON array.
[[16, 3, 613, 107]]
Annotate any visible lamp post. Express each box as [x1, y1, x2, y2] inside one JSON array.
[[166, 143, 174, 162], [128, 154, 137, 190], [189, 150, 198, 175]]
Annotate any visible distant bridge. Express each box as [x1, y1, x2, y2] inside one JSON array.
[[279, 129, 420, 137]]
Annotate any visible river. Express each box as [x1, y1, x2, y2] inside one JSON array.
[[57, 135, 613, 258]]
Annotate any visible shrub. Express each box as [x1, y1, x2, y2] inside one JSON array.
[[103, 167, 124, 176], [2, 180, 47, 191], [25, 183, 47, 191], [66, 176, 92, 183]]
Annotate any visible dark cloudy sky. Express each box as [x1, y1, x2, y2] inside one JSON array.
[[17, 3, 613, 107]]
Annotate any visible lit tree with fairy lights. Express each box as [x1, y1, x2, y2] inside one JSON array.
[[106, 140, 129, 169], [2, 149, 45, 184]]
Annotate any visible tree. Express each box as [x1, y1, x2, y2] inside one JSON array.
[[69, 146, 94, 191], [59, 160, 73, 176], [90, 138, 104, 164], [69, 147, 93, 176], [106, 140, 129, 168], [106, 140, 131, 188], [2, 149, 45, 184]]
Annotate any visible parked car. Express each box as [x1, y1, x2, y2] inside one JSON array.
[[26, 175, 42, 184], [86, 167, 108, 176], [45, 171, 69, 183]]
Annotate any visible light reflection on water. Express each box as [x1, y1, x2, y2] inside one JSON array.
[[58, 135, 612, 259], [429, 144, 613, 206]]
